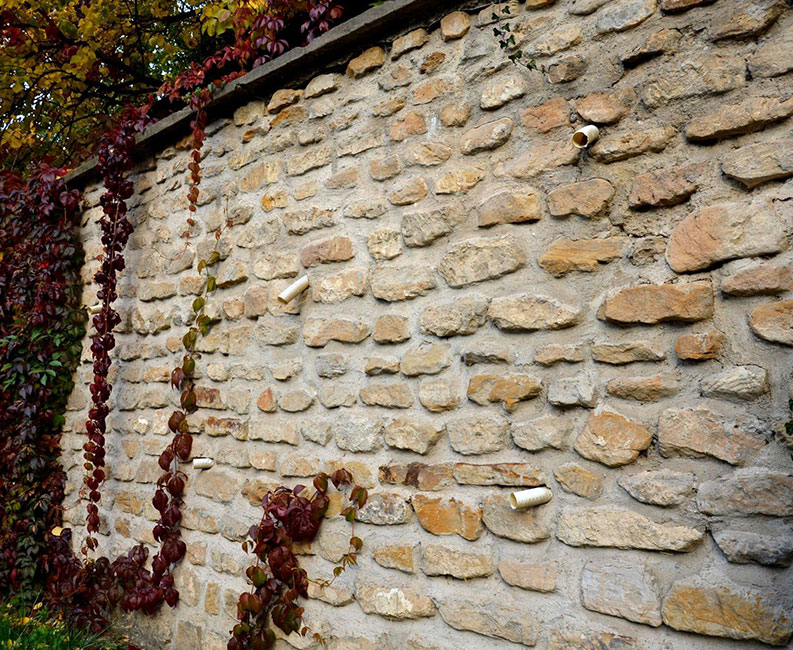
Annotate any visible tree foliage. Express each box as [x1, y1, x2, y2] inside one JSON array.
[[0, 0, 348, 172]]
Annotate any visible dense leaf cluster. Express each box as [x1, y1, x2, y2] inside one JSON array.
[[0, 163, 86, 599], [230, 471, 367, 650]]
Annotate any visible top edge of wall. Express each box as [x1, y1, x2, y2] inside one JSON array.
[[64, 0, 472, 188]]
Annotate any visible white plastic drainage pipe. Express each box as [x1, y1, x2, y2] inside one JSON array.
[[277, 275, 310, 304], [510, 487, 552, 510]]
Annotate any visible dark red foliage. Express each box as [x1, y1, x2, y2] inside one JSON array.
[[0, 162, 85, 597], [229, 471, 367, 650]]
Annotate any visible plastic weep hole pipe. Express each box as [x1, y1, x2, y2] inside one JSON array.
[[278, 275, 309, 303], [572, 125, 600, 149], [510, 487, 552, 510]]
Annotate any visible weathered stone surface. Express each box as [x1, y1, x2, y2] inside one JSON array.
[[667, 202, 785, 273], [254, 251, 300, 280], [619, 470, 696, 506], [369, 155, 401, 181], [420, 295, 489, 337], [750, 300, 793, 346], [709, 0, 786, 41], [596, 0, 656, 34], [367, 228, 401, 260], [278, 386, 314, 412], [438, 236, 524, 288], [356, 493, 411, 525], [388, 176, 429, 205], [521, 98, 570, 132], [440, 11, 471, 41], [662, 578, 793, 646], [193, 471, 240, 503], [354, 578, 435, 619], [535, 344, 584, 366], [712, 524, 793, 567], [418, 378, 460, 412], [374, 544, 415, 573], [300, 237, 355, 268], [687, 96, 793, 141], [477, 191, 542, 227], [641, 52, 745, 108], [421, 544, 494, 579], [347, 47, 385, 78], [581, 561, 662, 626], [401, 209, 459, 247], [446, 416, 509, 455], [701, 366, 769, 401], [360, 382, 414, 409], [548, 376, 597, 408], [547, 179, 614, 218], [497, 141, 579, 178], [574, 411, 651, 467], [749, 32, 793, 78], [622, 27, 680, 67], [539, 237, 625, 276], [411, 495, 483, 540], [400, 343, 450, 376], [452, 463, 544, 487], [390, 111, 427, 142], [304, 73, 337, 98], [675, 331, 723, 359], [345, 199, 387, 219], [658, 407, 764, 465], [371, 266, 436, 302], [721, 140, 793, 188], [554, 463, 603, 499], [384, 418, 443, 454], [590, 127, 675, 163], [480, 73, 528, 110], [434, 167, 485, 194], [440, 102, 471, 127], [437, 599, 537, 645], [283, 206, 336, 234], [607, 374, 680, 402], [531, 25, 582, 56], [546, 54, 588, 84], [489, 295, 580, 331], [482, 495, 551, 543], [547, 628, 638, 650], [379, 463, 453, 491], [629, 165, 699, 209], [558, 507, 703, 551], [468, 374, 542, 410], [512, 415, 574, 451], [303, 318, 369, 347], [364, 355, 399, 376], [697, 469, 793, 516], [391, 28, 428, 59], [334, 415, 382, 452], [413, 77, 458, 105], [576, 87, 635, 124], [598, 282, 713, 324], [593, 341, 665, 364], [255, 316, 300, 346], [498, 561, 557, 592], [722, 262, 793, 296], [461, 118, 513, 155], [404, 141, 452, 166], [373, 315, 410, 344]]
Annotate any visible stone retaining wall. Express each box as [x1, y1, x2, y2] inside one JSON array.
[[63, 1, 793, 648]]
